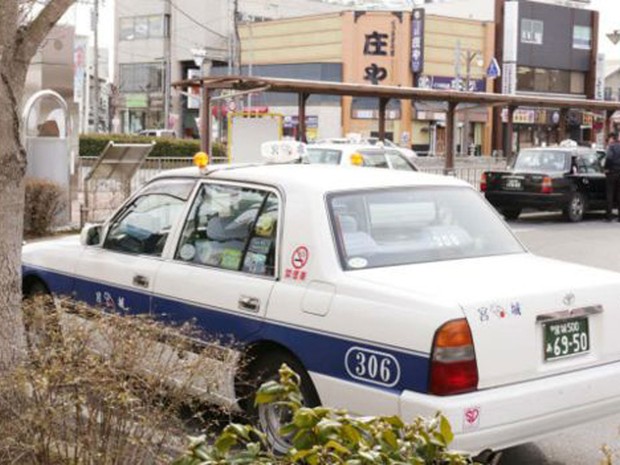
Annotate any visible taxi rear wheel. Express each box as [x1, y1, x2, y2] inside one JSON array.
[[243, 351, 320, 454], [563, 192, 586, 222]]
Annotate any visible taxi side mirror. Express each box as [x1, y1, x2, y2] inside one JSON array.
[[80, 223, 102, 246]]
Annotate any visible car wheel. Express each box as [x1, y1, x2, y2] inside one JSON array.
[[564, 192, 586, 222], [23, 280, 62, 354], [501, 208, 521, 221], [243, 350, 320, 454]]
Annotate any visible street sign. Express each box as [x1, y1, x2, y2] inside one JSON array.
[[486, 58, 501, 79], [607, 30, 620, 45]]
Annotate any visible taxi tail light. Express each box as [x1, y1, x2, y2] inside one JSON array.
[[480, 172, 487, 192], [429, 319, 478, 396], [541, 176, 553, 194]]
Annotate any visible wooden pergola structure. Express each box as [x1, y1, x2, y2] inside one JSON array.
[[173, 75, 620, 171]]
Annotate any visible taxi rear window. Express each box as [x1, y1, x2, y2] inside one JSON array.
[[329, 187, 524, 269], [513, 150, 569, 172], [304, 148, 342, 165]]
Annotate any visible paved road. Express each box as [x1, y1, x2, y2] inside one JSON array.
[[497, 212, 620, 465]]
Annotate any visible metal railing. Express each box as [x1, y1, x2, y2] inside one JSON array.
[[74, 155, 507, 223], [76, 156, 195, 193]]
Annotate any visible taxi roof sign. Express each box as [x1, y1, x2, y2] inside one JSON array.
[[261, 140, 306, 163]]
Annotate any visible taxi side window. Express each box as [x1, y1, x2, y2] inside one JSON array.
[[576, 153, 603, 174], [103, 179, 195, 256], [175, 183, 279, 276], [386, 151, 416, 171], [104, 194, 187, 257]]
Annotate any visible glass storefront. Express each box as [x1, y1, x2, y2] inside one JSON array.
[[517, 66, 585, 95]]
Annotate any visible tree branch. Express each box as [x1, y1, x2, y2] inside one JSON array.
[[15, 0, 76, 66]]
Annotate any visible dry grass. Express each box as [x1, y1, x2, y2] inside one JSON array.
[[0, 297, 240, 465]]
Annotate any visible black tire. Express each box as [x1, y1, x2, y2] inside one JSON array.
[[242, 350, 319, 454], [22, 280, 62, 354], [501, 208, 521, 221], [563, 192, 586, 222]]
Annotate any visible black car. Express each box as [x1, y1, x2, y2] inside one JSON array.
[[482, 147, 605, 222]]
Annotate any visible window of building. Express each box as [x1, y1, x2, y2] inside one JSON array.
[[119, 15, 165, 41], [549, 69, 570, 94], [570, 71, 585, 94], [517, 66, 581, 95], [521, 19, 544, 45], [119, 63, 163, 93], [573, 25, 592, 50], [534, 68, 550, 92], [149, 16, 164, 38], [517, 66, 535, 91], [134, 17, 149, 39], [120, 17, 134, 40]]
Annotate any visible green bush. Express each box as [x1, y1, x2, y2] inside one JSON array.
[[79, 134, 227, 160], [174, 365, 475, 465], [24, 178, 67, 237]]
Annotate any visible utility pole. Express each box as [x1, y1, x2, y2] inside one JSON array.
[[227, 0, 233, 75], [164, 0, 172, 129], [92, 0, 100, 133], [233, 0, 241, 75]]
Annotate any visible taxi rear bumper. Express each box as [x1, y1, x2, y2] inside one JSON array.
[[399, 360, 620, 453]]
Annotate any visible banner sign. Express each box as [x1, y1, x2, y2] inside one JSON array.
[[411, 8, 425, 74]]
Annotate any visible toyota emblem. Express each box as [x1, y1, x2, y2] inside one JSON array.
[[563, 293, 575, 307]]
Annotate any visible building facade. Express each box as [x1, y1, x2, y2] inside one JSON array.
[[230, 10, 494, 155], [493, 0, 600, 151], [113, 0, 346, 136]]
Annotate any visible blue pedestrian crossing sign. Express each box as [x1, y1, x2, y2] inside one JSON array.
[[486, 58, 501, 79]]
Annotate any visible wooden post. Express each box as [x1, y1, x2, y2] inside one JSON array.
[[505, 106, 516, 161], [298, 93, 309, 142], [201, 86, 211, 155], [445, 101, 457, 175], [379, 97, 389, 141]]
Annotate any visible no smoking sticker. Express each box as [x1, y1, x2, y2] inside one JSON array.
[[291, 246, 309, 269]]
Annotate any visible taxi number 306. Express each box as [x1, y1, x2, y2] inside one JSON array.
[[345, 347, 401, 388]]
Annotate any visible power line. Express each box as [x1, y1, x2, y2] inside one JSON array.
[[166, 0, 228, 39]]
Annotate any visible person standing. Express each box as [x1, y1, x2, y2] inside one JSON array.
[[605, 133, 620, 221]]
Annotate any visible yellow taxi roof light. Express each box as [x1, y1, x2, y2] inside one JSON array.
[[193, 152, 209, 169], [350, 152, 364, 166]]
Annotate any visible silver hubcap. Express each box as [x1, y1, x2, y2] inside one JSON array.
[[571, 196, 584, 217], [258, 402, 294, 454]]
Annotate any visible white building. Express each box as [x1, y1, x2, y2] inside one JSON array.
[[114, 0, 348, 136]]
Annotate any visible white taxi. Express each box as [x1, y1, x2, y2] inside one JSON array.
[[304, 142, 418, 171], [21, 159, 620, 457]]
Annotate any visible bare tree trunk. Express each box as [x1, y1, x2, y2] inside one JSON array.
[[0, 0, 76, 370], [0, 2, 28, 370]]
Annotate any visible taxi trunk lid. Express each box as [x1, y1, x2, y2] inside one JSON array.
[[485, 170, 560, 194], [350, 253, 620, 390]]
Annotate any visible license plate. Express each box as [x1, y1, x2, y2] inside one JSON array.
[[504, 178, 522, 190], [543, 317, 589, 361]]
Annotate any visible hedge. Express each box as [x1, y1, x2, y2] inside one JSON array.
[[79, 133, 226, 159], [174, 365, 474, 465]]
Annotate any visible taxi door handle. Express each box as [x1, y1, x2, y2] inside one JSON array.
[[239, 296, 260, 313], [133, 274, 149, 288]]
